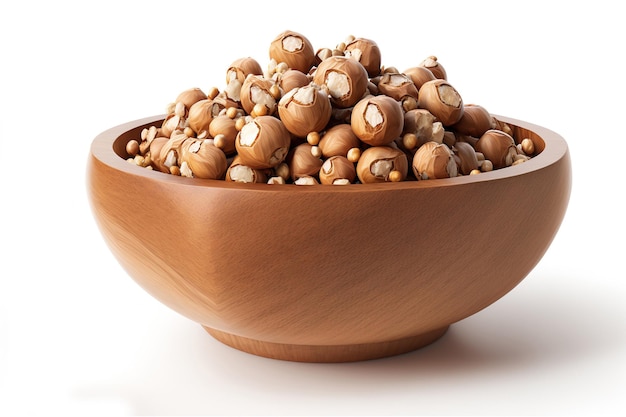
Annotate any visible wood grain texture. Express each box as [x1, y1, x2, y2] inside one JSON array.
[[87, 115, 571, 362]]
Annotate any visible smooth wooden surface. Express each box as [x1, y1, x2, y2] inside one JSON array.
[[87, 115, 571, 362]]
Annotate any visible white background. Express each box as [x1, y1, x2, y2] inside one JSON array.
[[1, 1, 625, 415]]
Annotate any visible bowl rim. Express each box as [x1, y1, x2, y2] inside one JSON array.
[[89, 114, 569, 192]]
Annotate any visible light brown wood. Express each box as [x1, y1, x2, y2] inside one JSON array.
[[87, 115, 571, 362]]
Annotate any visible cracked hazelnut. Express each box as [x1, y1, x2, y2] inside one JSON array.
[[240, 75, 278, 116], [412, 141, 458, 180], [351, 95, 404, 146], [417, 79, 464, 126], [224, 57, 263, 102], [225, 156, 269, 183], [269, 30, 316, 73], [187, 99, 218, 137], [356, 146, 408, 183], [235, 116, 291, 169], [179, 139, 227, 179], [277, 84, 332, 138], [319, 155, 356, 185], [376, 73, 418, 102], [174, 88, 207, 115], [419, 56, 447, 80], [158, 133, 188, 173], [475, 129, 518, 169], [312, 55, 369, 108], [402, 109, 445, 149], [453, 141, 480, 175], [344, 37, 381, 77]]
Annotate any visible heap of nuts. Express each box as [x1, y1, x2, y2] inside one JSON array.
[[125, 30, 537, 185]]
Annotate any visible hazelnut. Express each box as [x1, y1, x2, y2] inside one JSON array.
[[277, 84, 332, 138], [179, 139, 228, 180], [209, 115, 239, 155], [240, 75, 278, 116], [453, 141, 480, 175], [287, 143, 323, 181], [312, 55, 369, 108], [269, 30, 316, 73], [412, 141, 458, 180], [225, 156, 269, 183], [319, 155, 357, 185], [351, 95, 404, 146], [402, 109, 445, 149], [187, 99, 218, 137], [277, 69, 310, 94], [475, 129, 518, 169], [356, 146, 408, 183], [376, 73, 418, 102], [402, 66, 437, 90], [174, 88, 208, 115], [224, 57, 263, 102], [419, 56, 447, 80], [147, 137, 169, 173], [158, 133, 188, 172], [451, 104, 494, 137], [417, 79, 464, 126], [344, 37, 381, 77], [318, 124, 361, 158], [235, 116, 291, 169]]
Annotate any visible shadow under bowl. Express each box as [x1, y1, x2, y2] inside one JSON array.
[[87, 115, 571, 362]]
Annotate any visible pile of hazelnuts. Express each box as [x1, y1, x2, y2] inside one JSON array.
[[125, 30, 536, 185]]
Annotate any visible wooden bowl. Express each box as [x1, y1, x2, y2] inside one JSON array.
[[87, 115, 571, 362]]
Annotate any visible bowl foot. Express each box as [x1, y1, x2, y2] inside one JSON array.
[[203, 326, 449, 362]]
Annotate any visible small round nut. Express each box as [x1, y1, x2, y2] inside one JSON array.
[[351, 95, 404, 146], [356, 146, 408, 183], [417, 79, 464, 126]]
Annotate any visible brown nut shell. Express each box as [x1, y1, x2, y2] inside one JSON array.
[[319, 155, 357, 185], [312, 55, 369, 108], [419, 56, 447, 80], [240, 75, 277, 116], [351, 95, 404, 146], [356, 146, 408, 183], [187, 99, 218, 136], [287, 143, 323, 181], [318, 124, 361, 158], [180, 139, 228, 180], [158, 133, 188, 171], [475, 129, 518, 169], [451, 104, 494, 137], [269, 30, 316, 73], [235, 116, 291, 169], [402, 66, 437, 90], [174, 88, 208, 114], [453, 141, 480, 175], [344, 37, 381, 77], [277, 85, 332, 138], [277, 69, 310, 94], [226, 57, 263, 85], [209, 115, 239, 155], [412, 141, 458, 180], [225, 155, 268, 183], [148, 136, 169, 173], [417, 79, 464, 126], [376, 73, 418, 101]]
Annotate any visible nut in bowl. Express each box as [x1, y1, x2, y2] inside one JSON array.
[[87, 31, 572, 362]]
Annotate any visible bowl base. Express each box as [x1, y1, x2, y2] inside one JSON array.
[[203, 326, 449, 362]]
